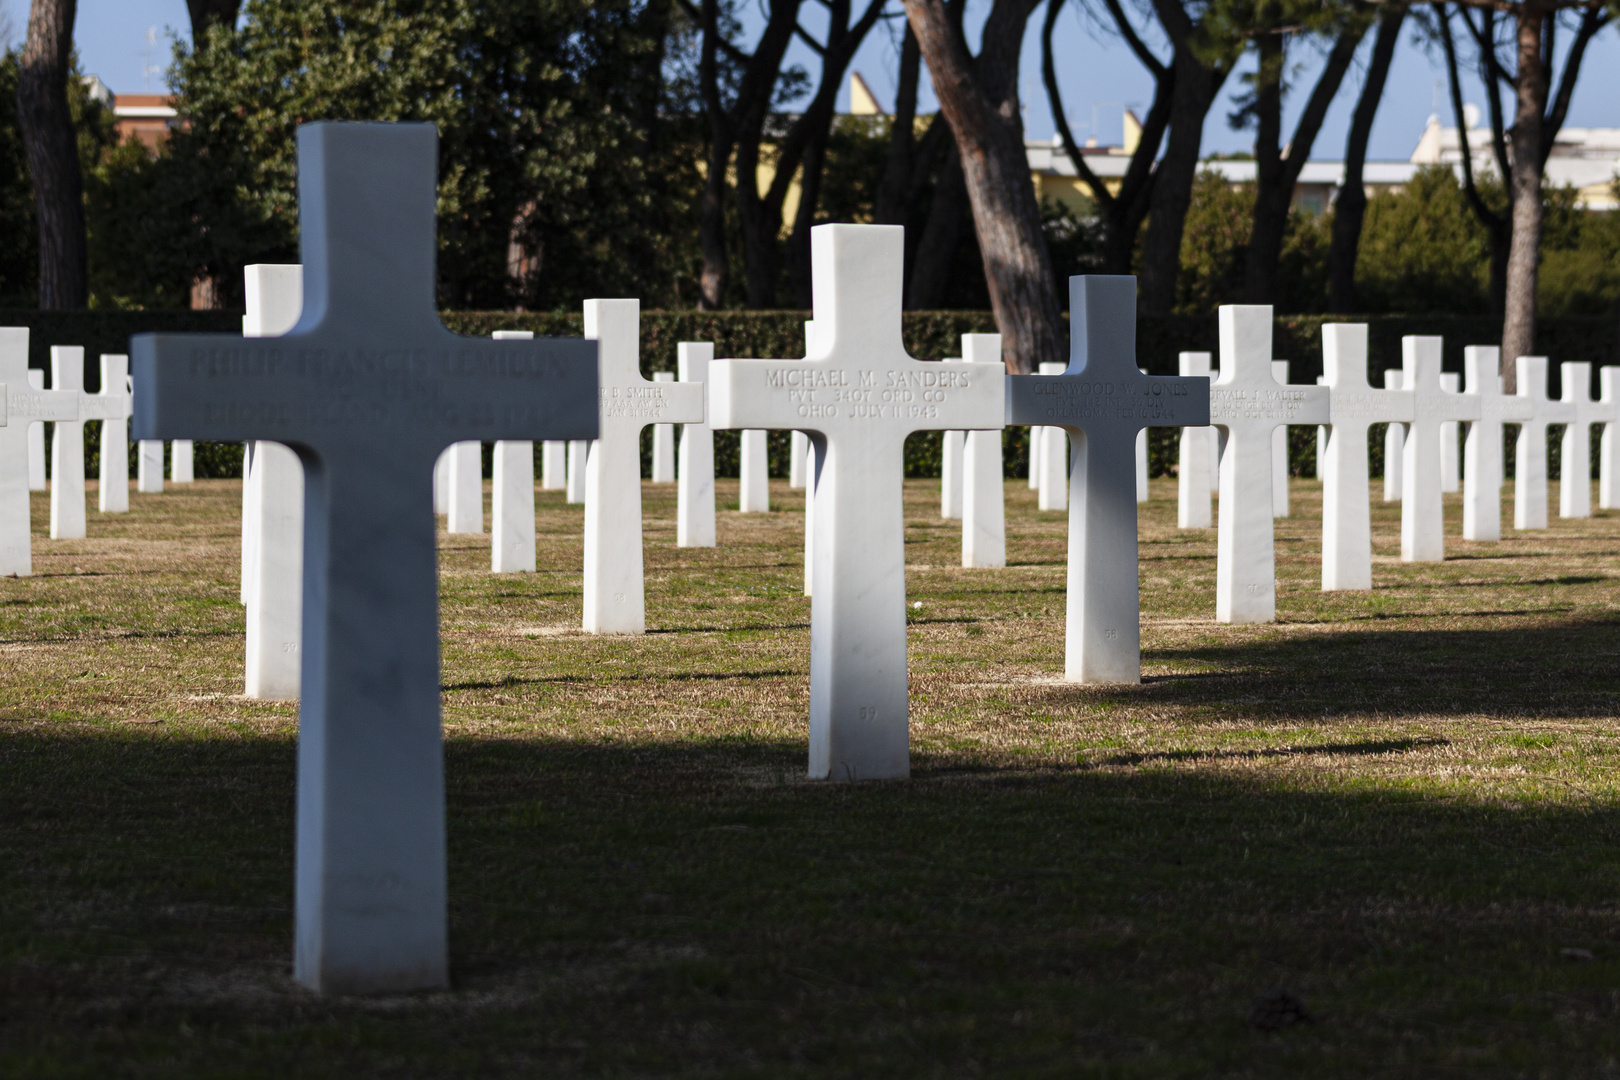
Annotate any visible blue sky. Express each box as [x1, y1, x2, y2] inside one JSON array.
[[54, 0, 1620, 163]]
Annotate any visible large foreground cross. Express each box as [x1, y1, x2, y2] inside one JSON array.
[[131, 123, 598, 994], [709, 224, 1003, 780], [1007, 276, 1208, 682]]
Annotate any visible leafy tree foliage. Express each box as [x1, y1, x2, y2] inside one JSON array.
[[1354, 165, 1493, 313], [1172, 170, 1327, 314], [87, 0, 701, 310]]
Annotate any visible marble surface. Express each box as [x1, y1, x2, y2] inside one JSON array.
[[1271, 360, 1289, 518], [1383, 368, 1405, 502], [1400, 337, 1478, 562], [491, 331, 537, 574], [1320, 324, 1411, 591], [0, 330, 74, 575], [1600, 367, 1620, 511], [1212, 306, 1329, 623], [960, 334, 1005, 569], [240, 265, 306, 703], [651, 371, 677, 483], [26, 369, 45, 492], [1008, 276, 1209, 681], [1035, 362, 1067, 512], [1461, 347, 1527, 542], [540, 441, 566, 490], [708, 224, 1003, 780], [137, 440, 164, 494], [739, 429, 769, 512], [1559, 362, 1603, 519], [1514, 356, 1573, 531], [48, 347, 85, 540], [94, 356, 132, 513], [583, 299, 703, 634], [1176, 351, 1215, 529], [1440, 372, 1460, 494], [131, 123, 600, 995], [677, 342, 717, 548]]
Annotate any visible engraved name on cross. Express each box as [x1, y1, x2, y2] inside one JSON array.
[[131, 122, 598, 996], [1006, 275, 1209, 683], [708, 224, 1003, 780]]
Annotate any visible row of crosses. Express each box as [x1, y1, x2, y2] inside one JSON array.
[[122, 122, 1580, 997]]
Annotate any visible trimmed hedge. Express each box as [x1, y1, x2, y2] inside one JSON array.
[[18, 307, 1615, 481]]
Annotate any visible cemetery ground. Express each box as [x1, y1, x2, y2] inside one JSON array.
[[5, 474, 1620, 1076]]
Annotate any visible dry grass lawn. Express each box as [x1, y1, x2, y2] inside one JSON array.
[[4, 472, 1620, 1076]]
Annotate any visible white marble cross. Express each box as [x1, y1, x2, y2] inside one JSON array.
[[0, 330, 74, 575], [584, 299, 704, 634], [709, 224, 1002, 779], [1176, 351, 1215, 529], [1135, 429, 1148, 502], [491, 330, 536, 573], [240, 264, 305, 702], [1440, 372, 1461, 493], [790, 429, 809, 488], [1383, 369, 1405, 502], [650, 371, 676, 482], [89, 355, 133, 513], [960, 333, 1005, 568], [1035, 361, 1067, 511], [738, 428, 769, 511], [1400, 337, 1478, 561], [676, 342, 716, 547], [1009, 275, 1209, 681], [132, 122, 599, 994], [540, 441, 565, 489], [1461, 346, 1526, 542], [49, 347, 87, 540], [1558, 362, 1602, 519], [1514, 356, 1571, 530], [446, 441, 483, 533], [1600, 367, 1620, 511], [1314, 375, 1327, 480], [1270, 361, 1290, 517], [940, 379, 964, 521], [137, 439, 163, 493], [1212, 307, 1330, 624], [26, 369, 45, 491], [241, 263, 305, 621], [172, 439, 194, 482], [566, 439, 586, 503], [1320, 324, 1411, 590]]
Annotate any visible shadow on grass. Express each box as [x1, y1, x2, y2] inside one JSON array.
[[5, 728, 1620, 1074], [1089, 616, 1620, 722]]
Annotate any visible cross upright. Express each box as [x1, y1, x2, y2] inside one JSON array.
[[130, 122, 599, 996], [1461, 346, 1527, 541], [583, 299, 704, 634], [1211, 306, 1330, 623], [708, 223, 1003, 781], [1513, 356, 1572, 531], [1399, 337, 1478, 562], [83, 354, 133, 514], [1558, 361, 1603, 519], [1007, 275, 1209, 682], [1600, 366, 1620, 511], [0, 330, 73, 575], [1320, 323, 1412, 591]]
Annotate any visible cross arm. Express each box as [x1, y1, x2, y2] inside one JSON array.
[[1328, 387, 1413, 425], [1006, 372, 1209, 429], [131, 330, 600, 447], [6, 384, 79, 423], [608, 376, 705, 429]]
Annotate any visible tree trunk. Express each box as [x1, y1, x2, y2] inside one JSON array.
[[185, 0, 240, 41], [697, 0, 732, 309], [1501, 5, 1549, 390], [904, 0, 1062, 373], [18, 0, 85, 310], [1244, 21, 1364, 304], [906, 139, 967, 309], [1138, 48, 1226, 314], [786, 126, 830, 307], [875, 23, 922, 228], [1329, 5, 1404, 313]]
